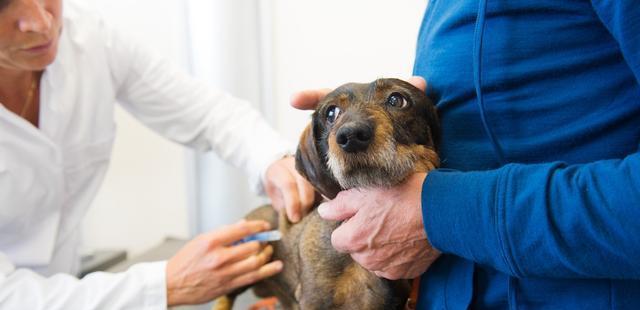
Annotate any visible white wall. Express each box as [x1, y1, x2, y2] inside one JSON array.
[[186, 1, 272, 236], [269, 0, 429, 141], [82, 0, 192, 256], [190, 0, 429, 235], [82, 0, 429, 256]]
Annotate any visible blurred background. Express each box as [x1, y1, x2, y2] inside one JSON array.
[[79, 0, 427, 306]]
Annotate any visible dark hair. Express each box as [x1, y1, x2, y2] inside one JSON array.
[[0, 0, 10, 11]]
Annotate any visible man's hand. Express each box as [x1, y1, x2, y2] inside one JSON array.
[[290, 88, 333, 110], [264, 156, 316, 223], [318, 173, 440, 280], [165, 220, 283, 306]]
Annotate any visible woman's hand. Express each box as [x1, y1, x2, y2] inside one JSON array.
[[165, 220, 283, 306], [264, 156, 316, 223]]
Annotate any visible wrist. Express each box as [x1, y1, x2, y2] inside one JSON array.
[[166, 287, 185, 307], [165, 262, 185, 307]]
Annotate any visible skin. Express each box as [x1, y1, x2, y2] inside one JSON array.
[[264, 156, 316, 223], [290, 76, 442, 280], [0, 0, 314, 305], [165, 220, 283, 306], [0, 0, 62, 126]]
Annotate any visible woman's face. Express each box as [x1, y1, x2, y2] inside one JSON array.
[[0, 0, 62, 72]]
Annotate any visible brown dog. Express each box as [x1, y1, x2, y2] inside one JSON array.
[[216, 78, 439, 310]]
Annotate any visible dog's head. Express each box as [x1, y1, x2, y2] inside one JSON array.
[[296, 78, 439, 199]]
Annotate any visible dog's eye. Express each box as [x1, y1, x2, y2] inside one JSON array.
[[326, 106, 341, 123], [386, 93, 410, 109]]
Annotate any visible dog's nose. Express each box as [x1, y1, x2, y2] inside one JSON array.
[[336, 122, 373, 153]]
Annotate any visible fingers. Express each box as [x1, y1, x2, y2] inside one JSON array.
[[221, 244, 274, 277], [280, 178, 302, 223], [290, 88, 332, 110], [266, 157, 314, 223], [330, 219, 362, 253], [373, 262, 415, 280], [264, 174, 285, 214], [269, 189, 285, 214], [222, 244, 283, 290], [375, 270, 398, 280], [296, 174, 316, 216], [407, 76, 427, 91], [227, 260, 284, 290], [206, 220, 270, 247], [317, 191, 359, 221], [270, 163, 302, 222], [212, 241, 262, 267], [351, 251, 390, 272], [279, 174, 315, 223], [324, 192, 367, 252]]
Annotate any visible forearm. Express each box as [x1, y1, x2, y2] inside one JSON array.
[[105, 22, 292, 194], [0, 258, 167, 309], [423, 153, 640, 279]]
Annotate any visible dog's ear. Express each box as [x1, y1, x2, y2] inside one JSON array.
[[407, 80, 440, 153], [295, 123, 341, 199], [425, 100, 440, 152]]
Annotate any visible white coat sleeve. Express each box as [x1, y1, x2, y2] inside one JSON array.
[[0, 253, 167, 309], [102, 21, 293, 194]]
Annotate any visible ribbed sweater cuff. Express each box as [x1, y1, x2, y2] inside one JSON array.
[[421, 168, 515, 275]]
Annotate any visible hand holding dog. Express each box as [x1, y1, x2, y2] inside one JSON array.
[[318, 172, 441, 280], [264, 156, 316, 223], [165, 220, 283, 306]]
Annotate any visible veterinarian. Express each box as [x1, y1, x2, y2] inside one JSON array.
[[294, 1, 640, 309], [0, 0, 315, 308]]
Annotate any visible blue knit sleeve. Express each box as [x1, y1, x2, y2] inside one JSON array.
[[421, 0, 640, 280], [423, 153, 640, 279], [591, 0, 640, 83]]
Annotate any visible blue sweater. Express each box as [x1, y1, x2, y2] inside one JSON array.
[[414, 0, 640, 309]]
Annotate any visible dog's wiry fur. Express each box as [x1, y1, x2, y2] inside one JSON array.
[[301, 78, 439, 196], [216, 78, 439, 310]]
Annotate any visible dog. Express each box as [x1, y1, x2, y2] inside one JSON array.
[[215, 78, 440, 310]]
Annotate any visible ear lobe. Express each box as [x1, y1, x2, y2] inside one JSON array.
[[295, 123, 342, 199]]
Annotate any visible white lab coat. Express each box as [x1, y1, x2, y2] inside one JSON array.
[[0, 1, 292, 308]]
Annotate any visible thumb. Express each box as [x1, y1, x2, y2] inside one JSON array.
[[290, 88, 332, 110], [317, 197, 358, 221], [407, 76, 427, 91]]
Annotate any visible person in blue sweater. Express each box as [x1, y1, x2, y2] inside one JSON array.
[[293, 1, 640, 308]]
